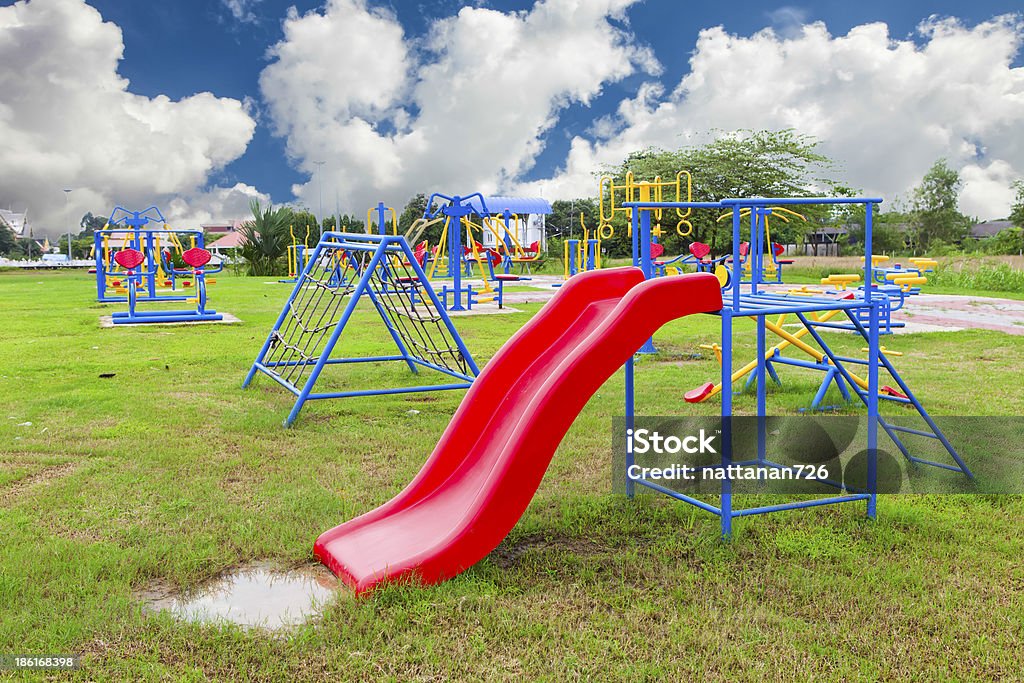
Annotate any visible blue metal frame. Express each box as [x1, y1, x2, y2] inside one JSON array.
[[621, 195, 970, 537], [94, 206, 215, 303], [243, 232, 479, 426]]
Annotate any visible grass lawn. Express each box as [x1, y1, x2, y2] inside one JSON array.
[[1, 268, 1022, 680]]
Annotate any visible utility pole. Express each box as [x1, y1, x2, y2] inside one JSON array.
[[63, 188, 73, 261], [313, 161, 325, 228]]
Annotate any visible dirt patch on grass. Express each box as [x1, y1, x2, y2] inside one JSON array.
[[490, 533, 607, 568], [0, 461, 75, 505]]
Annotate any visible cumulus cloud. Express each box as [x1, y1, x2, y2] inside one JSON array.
[[0, 0, 258, 235], [259, 0, 657, 216], [164, 183, 271, 226], [525, 14, 1024, 219]]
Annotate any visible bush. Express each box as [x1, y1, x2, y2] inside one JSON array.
[[930, 262, 1024, 293]]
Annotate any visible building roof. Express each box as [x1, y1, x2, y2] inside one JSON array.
[[970, 220, 1013, 239], [208, 231, 248, 249], [0, 209, 28, 237], [200, 219, 245, 233], [465, 196, 553, 216]]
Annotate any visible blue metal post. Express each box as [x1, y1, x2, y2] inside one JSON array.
[[625, 355, 635, 499], [865, 202, 878, 518], [721, 309, 734, 537], [284, 242, 388, 426], [243, 239, 329, 388]]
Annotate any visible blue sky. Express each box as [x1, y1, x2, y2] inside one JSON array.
[[1, 0, 1023, 232]]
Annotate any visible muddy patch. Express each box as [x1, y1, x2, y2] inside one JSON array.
[[137, 562, 346, 629]]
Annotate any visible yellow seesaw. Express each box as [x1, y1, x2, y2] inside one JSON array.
[[685, 306, 907, 403]]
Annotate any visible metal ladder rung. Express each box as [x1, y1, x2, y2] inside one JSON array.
[[857, 390, 913, 404], [886, 424, 940, 439]]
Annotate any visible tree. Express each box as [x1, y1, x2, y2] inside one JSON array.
[[600, 130, 843, 255], [0, 222, 17, 256], [909, 159, 970, 252], [77, 212, 108, 236], [1010, 180, 1024, 229], [398, 194, 429, 235], [238, 199, 293, 276]]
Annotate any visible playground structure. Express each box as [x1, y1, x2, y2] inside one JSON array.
[[620, 189, 971, 535], [279, 223, 312, 284], [256, 173, 970, 592], [716, 206, 801, 283], [562, 213, 605, 279], [93, 206, 221, 303], [473, 198, 549, 274], [103, 245, 222, 325], [244, 232, 479, 426], [404, 193, 549, 311]]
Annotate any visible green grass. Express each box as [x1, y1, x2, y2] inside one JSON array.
[[1, 269, 1022, 680]]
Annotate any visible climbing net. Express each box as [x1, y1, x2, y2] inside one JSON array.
[[258, 236, 474, 392]]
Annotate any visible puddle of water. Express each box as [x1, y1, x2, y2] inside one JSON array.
[[139, 562, 345, 629]]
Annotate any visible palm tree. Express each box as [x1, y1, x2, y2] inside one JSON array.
[[239, 199, 293, 276]]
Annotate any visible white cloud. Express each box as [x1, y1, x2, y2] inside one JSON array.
[[222, 0, 260, 25], [0, 0, 259, 235], [259, 0, 656, 216], [164, 183, 271, 226], [526, 14, 1024, 220]]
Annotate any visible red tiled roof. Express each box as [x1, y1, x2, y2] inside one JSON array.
[[209, 231, 248, 248]]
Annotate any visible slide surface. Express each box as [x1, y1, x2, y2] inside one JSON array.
[[314, 267, 723, 594]]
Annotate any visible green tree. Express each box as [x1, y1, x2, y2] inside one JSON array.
[[1010, 180, 1024, 229], [0, 222, 17, 256], [398, 194, 429, 234], [238, 199, 293, 276], [910, 159, 970, 252], [77, 212, 108, 236]]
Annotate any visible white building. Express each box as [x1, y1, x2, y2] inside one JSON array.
[[0, 208, 29, 237]]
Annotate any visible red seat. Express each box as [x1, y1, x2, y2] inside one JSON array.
[[114, 249, 145, 269], [689, 242, 711, 260], [650, 243, 665, 259], [182, 247, 212, 268]]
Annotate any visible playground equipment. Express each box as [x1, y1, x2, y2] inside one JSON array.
[[563, 213, 602, 278], [104, 246, 222, 324], [717, 206, 801, 283], [279, 223, 312, 284], [482, 211, 545, 274], [94, 206, 219, 303], [314, 268, 723, 594], [415, 193, 500, 311], [308, 190, 971, 594], [243, 232, 479, 426], [598, 171, 694, 239], [625, 190, 971, 536]]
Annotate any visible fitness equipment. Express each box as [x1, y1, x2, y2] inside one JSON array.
[[280, 223, 312, 284], [563, 213, 602, 279], [243, 232, 479, 426], [94, 206, 213, 303], [716, 206, 802, 283], [598, 171, 694, 239], [106, 246, 222, 325]]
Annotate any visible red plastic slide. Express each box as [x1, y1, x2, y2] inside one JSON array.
[[314, 267, 723, 594]]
